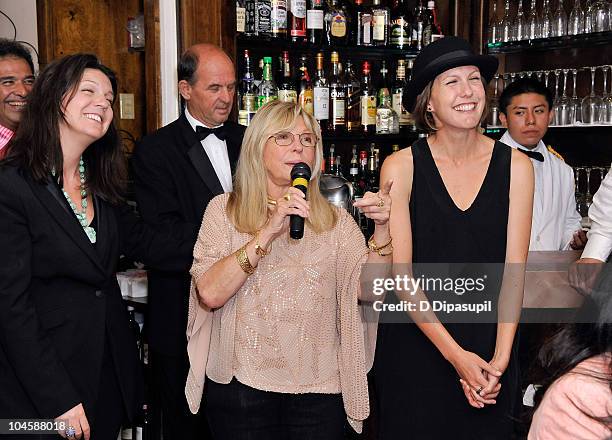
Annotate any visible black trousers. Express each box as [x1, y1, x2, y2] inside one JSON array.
[[149, 348, 210, 440], [205, 378, 346, 440]]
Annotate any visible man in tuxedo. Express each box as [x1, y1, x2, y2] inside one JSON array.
[[131, 44, 245, 440]]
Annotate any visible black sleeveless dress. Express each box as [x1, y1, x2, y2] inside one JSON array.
[[373, 138, 520, 440]]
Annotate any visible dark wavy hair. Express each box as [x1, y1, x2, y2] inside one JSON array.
[[3, 53, 126, 203], [0, 38, 35, 72], [531, 264, 612, 426]]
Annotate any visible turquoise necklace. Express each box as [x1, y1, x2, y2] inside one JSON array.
[[58, 156, 96, 243]]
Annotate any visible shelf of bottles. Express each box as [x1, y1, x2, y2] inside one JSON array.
[[485, 0, 612, 54], [235, 0, 446, 190]]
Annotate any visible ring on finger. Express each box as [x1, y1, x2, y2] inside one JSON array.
[[377, 197, 385, 208], [283, 193, 291, 202], [475, 386, 483, 395], [65, 426, 76, 438]]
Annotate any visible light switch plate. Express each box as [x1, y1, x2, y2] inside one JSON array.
[[119, 93, 135, 120]]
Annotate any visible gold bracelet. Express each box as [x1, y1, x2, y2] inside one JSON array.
[[376, 246, 394, 257], [235, 245, 255, 275], [368, 235, 393, 252], [254, 231, 271, 257]]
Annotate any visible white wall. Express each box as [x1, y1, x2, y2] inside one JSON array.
[[0, 0, 39, 70]]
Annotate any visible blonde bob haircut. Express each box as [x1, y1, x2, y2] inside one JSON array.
[[227, 100, 337, 234], [413, 76, 490, 134]]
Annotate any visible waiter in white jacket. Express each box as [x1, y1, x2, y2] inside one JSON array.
[[499, 77, 586, 252]]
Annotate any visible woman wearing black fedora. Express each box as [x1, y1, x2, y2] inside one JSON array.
[[373, 36, 534, 439]]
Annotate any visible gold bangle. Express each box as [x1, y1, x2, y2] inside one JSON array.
[[376, 246, 394, 257], [236, 245, 255, 275], [254, 231, 271, 257], [368, 235, 392, 252]]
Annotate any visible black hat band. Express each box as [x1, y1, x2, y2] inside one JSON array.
[[419, 49, 478, 72]]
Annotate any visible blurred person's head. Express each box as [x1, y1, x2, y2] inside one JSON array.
[[499, 78, 554, 149], [0, 39, 35, 131], [178, 44, 236, 127], [5, 53, 126, 203], [227, 100, 336, 234]]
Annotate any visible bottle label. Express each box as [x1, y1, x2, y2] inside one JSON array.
[[245, 0, 256, 34], [299, 90, 314, 115], [331, 89, 346, 124], [238, 109, 254, 126], [271, 0, 287, 31], [331, 13, 347, 37], [360, 95, 376, 125], [314, 87, 330, 120], [236, 6, 246, 32], [372, 12, 386, 41], [390, 18, 409, 46], [278, 89, 298, 103], [242, 93, 258, 112], [360, 14, 372, 44], [256, 1, 272, 33], [307, 9, 324, 29], [290, 0, 306, 18], [257, 94, 278, 108]]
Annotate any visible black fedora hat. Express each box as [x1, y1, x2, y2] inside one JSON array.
[[403, 36, 498, 113]]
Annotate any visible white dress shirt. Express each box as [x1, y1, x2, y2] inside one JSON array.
[[184, 108, 233, 192], [582, 163, 612, 261], [500, 132, 582, 251]]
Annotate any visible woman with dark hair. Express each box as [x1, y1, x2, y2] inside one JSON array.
[[528, 271, 612, 439], [373, 36, 534, 439], [0, 54, 189, 440]]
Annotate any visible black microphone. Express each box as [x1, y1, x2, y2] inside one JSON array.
[[289, 162, 311, 239]]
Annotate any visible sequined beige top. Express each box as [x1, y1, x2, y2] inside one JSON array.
[[185, 193, 378, 431]]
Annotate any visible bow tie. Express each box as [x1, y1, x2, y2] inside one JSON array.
[[196, 124, 226, 141], [518, 148, 544, 162]]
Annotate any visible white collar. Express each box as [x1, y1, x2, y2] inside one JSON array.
[[500, 131, 546, 154], [184, 107, 224, 132]]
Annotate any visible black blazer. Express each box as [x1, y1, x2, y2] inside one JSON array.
[[0, 166, 157, 420], [132, 115, 244, 356]]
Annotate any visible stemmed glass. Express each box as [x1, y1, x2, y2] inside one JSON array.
[[585, 167, 594, 209], [489, 0, 500, 43], [500, 0, 513, 42], [556, 69, 572, 125], [551, 70, 561, 126], [570, 68, 582, 124], [582, 66, 603, 124], [568, 0, 586, 34], [574, 167, 584, 215], [552, 0, 568, 36], [587, 0, 609, 32], [601, 65, 612, 124], [513, 0, 528, 41], [541, 0, 554, 38], [489, 74, 501, 127], [526, 0, 539, 39]]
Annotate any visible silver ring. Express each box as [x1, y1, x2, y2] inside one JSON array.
[[475, 386, 483, 395], [65, 426, 76, 438]]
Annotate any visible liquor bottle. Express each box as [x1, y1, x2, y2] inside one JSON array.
[[238, 50, 259, 126], [372, 0, 390, 46], [288, 0, 307, 41], [422, 0, 434, 47], [307, 0, 325, 45], [360, 61, 376, 134], [278, 51, 297, 103], [297, 55, 314, 115], [271, 0, 288, 38], [335, 155, 343, 177], [127, 306, 143, 361], [344, 61, 361, 132], [429, 0, 443, 39], [413, 0, 426, 50], [366, 144, 379, 192], [237, 0, 247, 33], [325, 0, 349, 45], [327, 144, 337, 174], [255, 0, 273, 37], [313, 52, 330, 127], [245, 0, 257, 35], [328, 51, 346, 133], [376, 77, 399, 134], [379, 59, 390, 91], [392, 58, 413, 131], [389, 0, 411, 48], [354, 0, 373, 46], [257, 56, 278, 108], [349, 156, 363, 198], [350, 145, 359, 173]]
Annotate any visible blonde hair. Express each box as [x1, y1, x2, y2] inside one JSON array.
[[227, 100, 337, 234]]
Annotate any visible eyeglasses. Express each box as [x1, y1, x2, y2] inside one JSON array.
[[268, 131, 318, 148]]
